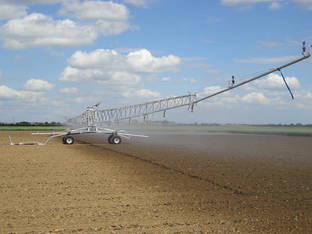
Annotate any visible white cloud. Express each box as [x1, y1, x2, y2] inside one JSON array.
[[59, 1, 130, 36], [107, 71, 141, 86], [95, 20, 130, 36], [218, 95, 241, 104], [59, 0, 129, 20], [59, 49, 180, 99], [297, 90, 312, 107], [242, 92, 270, 104], [0, 85, 23, 99], [0, 85, 40, 100], [0, 13, 97, 49], [123, 88, 160, 98], [236, 55, 298, 64], [60, 66, 105, 82], [68, 49, 124, 69], [201, 86, 223, 96], [254, 73, 300, 90], [60, 66, 141, 86], [60, 87, 78, 94], [0, 3, 27, 19], [0, 1, 131, 49], [0, 0, 64, 19], [67, 48, 181, 73], [24, 79, 54, 91], [126, 49, 181, 73]]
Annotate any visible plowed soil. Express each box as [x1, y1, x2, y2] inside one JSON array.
[[0, 131, 311, 233]]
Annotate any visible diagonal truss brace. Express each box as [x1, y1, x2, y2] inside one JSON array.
[[69, 94, 197, 126]]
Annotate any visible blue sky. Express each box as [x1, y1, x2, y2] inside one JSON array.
[[0, 0, 311, 124]]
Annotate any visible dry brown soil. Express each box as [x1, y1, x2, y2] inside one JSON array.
[[0, 131, 311, 233]]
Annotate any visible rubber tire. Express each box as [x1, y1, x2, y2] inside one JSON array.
[[62, 136, 68, 144], [111, 135, 121, 145], [63, 136, 75, 145], [108, 135, 113, 144]]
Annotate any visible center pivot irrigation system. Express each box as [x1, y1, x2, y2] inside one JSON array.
[[4, 43, 311, 146]]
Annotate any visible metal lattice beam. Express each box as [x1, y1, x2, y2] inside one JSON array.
[[69, 94, 197, 126]]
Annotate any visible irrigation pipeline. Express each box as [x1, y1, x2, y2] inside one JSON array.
[[194, 53, 311, 104], [69, 53, 310, 125], [69, 94, 197, 125]]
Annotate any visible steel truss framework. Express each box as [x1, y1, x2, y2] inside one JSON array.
[[69, 94, 197, 126]]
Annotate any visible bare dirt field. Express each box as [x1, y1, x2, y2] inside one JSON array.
[[1, 131, 312, 233]]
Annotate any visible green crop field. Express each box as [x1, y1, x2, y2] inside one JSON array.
[[0, 126, 66, 131]]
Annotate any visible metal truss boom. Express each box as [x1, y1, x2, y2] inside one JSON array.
[[69, 51, 311, 127], [69, 94, 197, 126]]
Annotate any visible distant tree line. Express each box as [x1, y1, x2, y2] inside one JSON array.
[[0, 121, 63, 126]]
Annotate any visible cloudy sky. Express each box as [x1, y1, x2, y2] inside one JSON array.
[[0, 0, 311, 124]]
